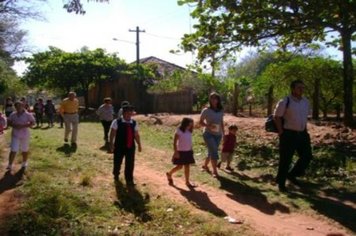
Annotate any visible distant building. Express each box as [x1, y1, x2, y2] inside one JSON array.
[[88, 56, 195, 114]]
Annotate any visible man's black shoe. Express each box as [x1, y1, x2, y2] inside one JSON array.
[[278, 184, 288, 192], [287, 176, 302, 186], [127, 181, 136, 187]]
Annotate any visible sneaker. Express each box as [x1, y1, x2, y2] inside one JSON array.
[[21, 162, 28, 168]]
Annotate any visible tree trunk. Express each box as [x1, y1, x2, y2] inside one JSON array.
[[335, 103, 341, 121], [232, 83, 239, 116], [341, 30, 354, 126], [312, 78, 320, 120], [267, 85, 274, 116]]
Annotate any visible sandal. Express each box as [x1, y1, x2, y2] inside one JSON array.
[[186, 182, 196, 188], [201, 165, 211, 173], [166, 172, 173, 185]]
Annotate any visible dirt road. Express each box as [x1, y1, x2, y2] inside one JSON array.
[[132, 144, 351, 236]]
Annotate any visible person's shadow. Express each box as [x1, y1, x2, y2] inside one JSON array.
[[173, 185, 227, 217], [217, 175, 290, 215], [114, 180, 152, 222], [56, 143, 77, 157], [0, 168, 25, 194]]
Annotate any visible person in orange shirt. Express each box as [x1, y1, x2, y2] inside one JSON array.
[[60, 92, 79, 146]]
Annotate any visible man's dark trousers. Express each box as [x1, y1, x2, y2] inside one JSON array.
[[276, 129, 313, 187], [113, 147, 135, 184], [101, 120, 112, 142]]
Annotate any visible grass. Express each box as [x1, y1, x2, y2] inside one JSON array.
[[1, 123, 253, 236]]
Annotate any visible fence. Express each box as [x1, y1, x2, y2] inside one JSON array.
[[152, 89, 194, 114]]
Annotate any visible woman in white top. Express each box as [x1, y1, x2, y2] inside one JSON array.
[[96, 97, 114, 144], [200, 92, 225, 178]]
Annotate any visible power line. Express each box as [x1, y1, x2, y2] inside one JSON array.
[[145, 32, 179, 41]]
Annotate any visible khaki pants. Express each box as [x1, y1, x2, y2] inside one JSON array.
[[63, 113, 79, 143]]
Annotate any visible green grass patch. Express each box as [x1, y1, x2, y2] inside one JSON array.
[[2, 123, 253, 236]]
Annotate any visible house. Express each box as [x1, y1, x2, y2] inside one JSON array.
[[88, 56, 195, 114]]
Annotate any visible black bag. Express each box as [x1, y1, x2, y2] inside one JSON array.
[[265, 97, 289, 133]]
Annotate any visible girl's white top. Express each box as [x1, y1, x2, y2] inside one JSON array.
[[176, 128, 192, 151]]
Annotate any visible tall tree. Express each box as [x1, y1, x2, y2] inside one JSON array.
[[179, 0, 355, 126], [23, 47, 129, 109]]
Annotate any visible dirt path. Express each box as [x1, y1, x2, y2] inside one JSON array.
[[0, 136, 23, 234], [132, 145, 352, 236]]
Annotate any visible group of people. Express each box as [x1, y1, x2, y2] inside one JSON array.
[[0, 93, 77, 170], [165, 80, 313, 193], [1, 79, 313, 193], [3, 96, 58, 128]]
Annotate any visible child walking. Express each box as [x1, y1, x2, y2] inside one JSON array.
[[217, 125, 238, 171], [166, 117, 196, 188], [109, 105, 142, 187]]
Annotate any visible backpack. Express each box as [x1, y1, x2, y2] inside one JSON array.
[[265, 97, 290, 133]]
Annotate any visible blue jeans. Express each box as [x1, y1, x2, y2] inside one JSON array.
[[203, 131, 222, 160]]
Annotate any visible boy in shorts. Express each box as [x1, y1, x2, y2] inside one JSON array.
[[6, 101, 35, 171], [217, 125, 238, 171]]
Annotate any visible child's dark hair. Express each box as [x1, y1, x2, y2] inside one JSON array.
[[179, 117, 194, 132], [228, 124, 238, 131]]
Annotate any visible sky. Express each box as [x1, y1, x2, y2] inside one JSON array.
[[14, 0, 196, 74], [13, 0, 346, 75]]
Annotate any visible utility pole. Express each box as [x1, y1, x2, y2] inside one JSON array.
[[129, 26, 145, 67]]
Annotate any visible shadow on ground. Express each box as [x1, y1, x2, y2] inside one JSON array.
[[223, 170, 356, 233], [56, 143, 77, 157], [114, 180, 152, 222], [217, 175, 290, 215], [288, 182, 356, 233], [0, 168, 25, 194], [173, 185, 227, 217]]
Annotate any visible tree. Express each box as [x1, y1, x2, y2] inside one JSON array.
[[64, 0, 109, 14], [179, 0, 355, 126], [256, 56, 344, 119], [23, 47, 129, 109]]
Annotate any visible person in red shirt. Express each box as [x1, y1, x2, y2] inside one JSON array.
[[217, 125, 238, 171]]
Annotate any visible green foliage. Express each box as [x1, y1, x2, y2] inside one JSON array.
[[179, 0, 355, 125], [255, 56, 343, 116], [23, 47, 130, 107]]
